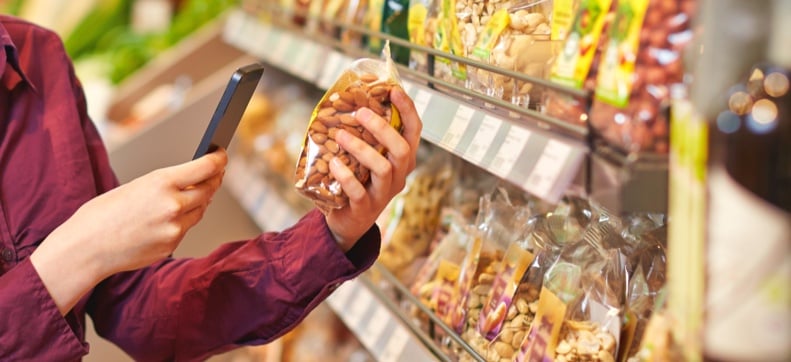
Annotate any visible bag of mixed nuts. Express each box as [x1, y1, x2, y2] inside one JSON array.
[[294, 43, 403, 211]]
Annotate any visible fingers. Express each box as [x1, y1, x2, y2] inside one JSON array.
[[178, 171, 223, 212], [329, 158, 371, 206], [390, 86, 422, 169], [168, 148, 228, 189]]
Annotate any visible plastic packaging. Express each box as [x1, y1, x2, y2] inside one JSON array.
[[589, 0, 695, 153], [294, 44, 402, 211], [543, 0, 615, 125]]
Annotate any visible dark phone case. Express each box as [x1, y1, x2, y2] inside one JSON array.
[[193, 63, 265, 159]]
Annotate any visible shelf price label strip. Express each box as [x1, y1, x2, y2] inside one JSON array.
[[326, 279, 436, 362], [224, 157, 300, 231], [224, 12, 588, 201], [402, 80, 586, 204]]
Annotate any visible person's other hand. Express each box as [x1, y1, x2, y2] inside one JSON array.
[[31, 149, 227, 313], [75, 149, 227, 273], [324, 86, 422, 251]]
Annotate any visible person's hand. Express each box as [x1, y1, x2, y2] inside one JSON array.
[[324, 86, 422, 251], [30, 149, 228, 314]]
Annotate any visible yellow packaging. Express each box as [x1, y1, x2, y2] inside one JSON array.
[[515, 287, 568, 361], [550, 0, 613, 89]]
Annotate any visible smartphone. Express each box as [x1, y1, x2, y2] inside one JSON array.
[[193, 63, 265, 159]]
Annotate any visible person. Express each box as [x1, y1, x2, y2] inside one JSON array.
[[0, 14, 422, 361]]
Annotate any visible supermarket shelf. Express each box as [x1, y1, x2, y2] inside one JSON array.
[[590, 146, 669, 214], [224, 155, 461, 362], [222, 9, 587, 205]]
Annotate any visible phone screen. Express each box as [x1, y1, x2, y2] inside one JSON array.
[[193, 63, 265, 159]]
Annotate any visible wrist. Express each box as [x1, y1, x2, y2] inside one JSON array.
[[30, 233, 108, 315]]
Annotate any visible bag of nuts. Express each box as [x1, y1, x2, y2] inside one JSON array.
[[470, 0, 554, 106], [517, 221, 628, 362], [589, 0, 696, 154], [543, 0, 615, 125], [378, 152, 455, 283], [407, 0, 437, 72], [294, 43, 403, 211], [450, 188, 533, 352]]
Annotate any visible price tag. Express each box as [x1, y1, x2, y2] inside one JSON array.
[[224, 158, 244, 192], [413, 90, 432, 117], [299, 42, 322, 81], [440, 105, 474, 151], [271, 31, 292, 67], [243, 179, 265, 211], [490, 126, 532, 178], [269, 198, 294, 230], [465, 115, 502, 163], [360, 304, 390, 348], [328, 281, 357, 311], [401, 81, 415, 95], [317, 51, 345, 89], [523, 139, 573, 198], [344, 286, 373, 328], [379, 325, 410, 362], [222, 10, 248, 45]]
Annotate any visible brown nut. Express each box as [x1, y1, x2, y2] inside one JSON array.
[[311, 132, 328, 145], [360, 73, 379, 83], [332, 98, 355, 112], [493, 341, 514, 359]]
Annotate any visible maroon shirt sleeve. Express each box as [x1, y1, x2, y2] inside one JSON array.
[[89, 210, 381, 361], [0, 15, 381, 361]]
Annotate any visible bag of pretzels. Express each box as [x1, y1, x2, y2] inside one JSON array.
[[294, 42, 403, 211]]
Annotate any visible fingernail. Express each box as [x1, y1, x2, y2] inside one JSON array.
[[356, 107, 373, 122]]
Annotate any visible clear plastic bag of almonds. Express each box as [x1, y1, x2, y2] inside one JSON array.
[[294, 43, 403, 212], [516, 221, 629, 362], [377, 151, 456, 284], [589, 0, 696, 154]]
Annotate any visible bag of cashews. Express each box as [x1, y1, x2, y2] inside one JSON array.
[[294, 42, 403, 212]]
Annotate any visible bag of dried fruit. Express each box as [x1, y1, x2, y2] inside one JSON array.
[[294, 43, 403, 211]]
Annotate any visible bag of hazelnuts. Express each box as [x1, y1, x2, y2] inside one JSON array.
[[294, 43, 403, 211], [589, 0, 696, 154]]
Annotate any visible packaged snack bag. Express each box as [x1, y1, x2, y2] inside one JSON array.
[[451, 187, 540, 361], [407, 0, 437, 72], [339, 0, 369, 47], [431, 0, 469, 87], [543, 0, 615, 125], [378, 152, 455, 283], [517, 222, 628, 362], [589, 0, 695, 153], [294, 44, 403, 211], [620, 227, 667, 361], [470, 0, 554, 107]]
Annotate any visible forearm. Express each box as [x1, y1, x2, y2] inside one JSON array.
[[89, 209, 380, 361], [29, 231, 109, 316]]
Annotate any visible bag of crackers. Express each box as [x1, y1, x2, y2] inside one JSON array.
[[294, 43, 403, 211]]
